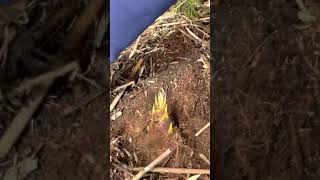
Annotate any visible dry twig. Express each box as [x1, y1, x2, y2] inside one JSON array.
[[132, 148, 174, 180], [129, 36, 141, 59], [110, 80, 135, 112], [199, 154, 210, 165], [77, 73, 104, 89], [110, 90, 125, 112], [179, 29, 202, 44], [12, 61, 79, 96], [195, 122, 210, 137], [0, 81, 52, 158], [113, 81, 135, 92], [185, 27, 202, 43]]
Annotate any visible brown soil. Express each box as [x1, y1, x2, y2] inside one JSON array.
[[111, 31, 210, 179], [0, 1, 108, 179], [215, 1, 320, 179], [0, 59, 107, 180]]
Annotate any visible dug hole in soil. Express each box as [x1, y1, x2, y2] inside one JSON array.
[[110, 31, 210, 179]]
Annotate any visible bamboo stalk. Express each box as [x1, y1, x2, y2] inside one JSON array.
[[130, 167, 210, 175]]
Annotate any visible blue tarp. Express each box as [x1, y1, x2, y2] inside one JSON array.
[[110, 0, 176, 62], [0, 0, 10, 5]]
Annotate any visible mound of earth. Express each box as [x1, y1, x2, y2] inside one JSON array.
[[111, 31, 210, 177]]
